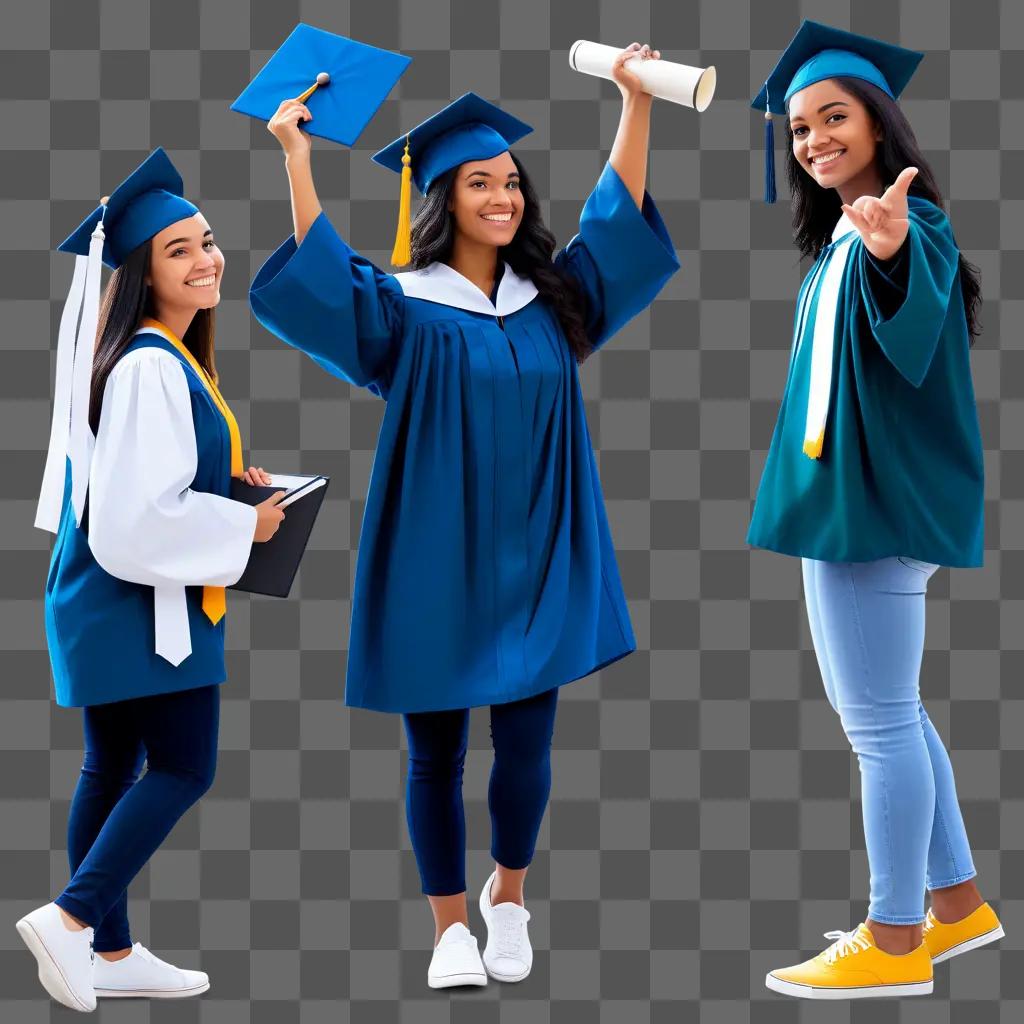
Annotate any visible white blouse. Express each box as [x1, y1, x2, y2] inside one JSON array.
[[87, 348, 257, 665]]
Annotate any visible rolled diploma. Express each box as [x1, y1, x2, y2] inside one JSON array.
[[569, 40, 716, 112]]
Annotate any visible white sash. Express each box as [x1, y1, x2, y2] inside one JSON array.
[[795, 214, 856, 460]]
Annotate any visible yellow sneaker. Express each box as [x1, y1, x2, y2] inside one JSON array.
[[923, 903, 1004, 964], [765, 923, 933, 1000]]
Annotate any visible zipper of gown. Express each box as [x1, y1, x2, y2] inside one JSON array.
[[497, 314, 520, 373]]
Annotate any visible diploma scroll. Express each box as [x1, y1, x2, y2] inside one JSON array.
[[569, 40, 716, 112]]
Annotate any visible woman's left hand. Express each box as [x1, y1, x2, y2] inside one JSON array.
[[841, 167, 918, 261], [611, 42, 659, 100], [242, 465, 273, 486]]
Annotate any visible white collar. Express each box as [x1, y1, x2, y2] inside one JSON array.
[[394, 261, 539, 317], [831, 211, 855, 241]]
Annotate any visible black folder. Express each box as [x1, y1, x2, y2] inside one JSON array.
[[228, 475, 330, 598]]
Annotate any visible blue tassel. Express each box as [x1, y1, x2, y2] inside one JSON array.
[[764, 112, 777, 204]]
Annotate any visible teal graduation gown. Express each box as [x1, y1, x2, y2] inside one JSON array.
[[250, 162, 679, 712], [748, 196, 984, 567]]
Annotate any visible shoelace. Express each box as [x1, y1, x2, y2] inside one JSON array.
[[133, 944, 179, 973], [494, 908, 530, 958], [820, 928, 870, 965], [923, 911, 936, 935]]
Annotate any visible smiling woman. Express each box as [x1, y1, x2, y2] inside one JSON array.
[[747, 21, 997, 1002], [22, 148, 286, 1012], [252, 44, 680, 991]]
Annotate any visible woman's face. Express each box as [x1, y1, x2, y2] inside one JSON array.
[[447, 151, 524, 248], [147, 213, 224, 313], [788, 79, 882, 191]]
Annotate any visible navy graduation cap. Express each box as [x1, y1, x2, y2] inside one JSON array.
[[230, 23, 411, 148], [752, 20, 924, 203], [57, 147, 199, 269], [39, 148, 200, 536], [371, 92, 533, 265]]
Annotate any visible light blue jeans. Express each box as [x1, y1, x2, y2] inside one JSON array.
[[802, 556, 977, 925]]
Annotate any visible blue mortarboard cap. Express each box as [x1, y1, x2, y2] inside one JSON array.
[[751, 21, 923, 203], [371, 92, 533, 194], [230, 23, 411, 147], [57, 148, 199, 269]]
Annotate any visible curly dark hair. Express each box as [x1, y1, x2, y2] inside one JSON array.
[[785, 76, 982, 343], [407, 153, 592, 362]]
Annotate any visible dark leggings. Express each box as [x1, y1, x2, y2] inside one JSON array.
[[55, 684, 219, 951], [402, 687, 559, 896]]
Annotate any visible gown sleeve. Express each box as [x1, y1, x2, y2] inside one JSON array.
[[87, 349, 258, 588], [554, 161, 680, 353], [858, 197, 960, 387], [249, 210, 405, 397]]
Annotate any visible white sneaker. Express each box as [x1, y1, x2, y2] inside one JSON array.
[[478, 871, 533, 982], [93, 942, 209, 998], [15, 902, 97, 1012], [427, 922, 487, 989]]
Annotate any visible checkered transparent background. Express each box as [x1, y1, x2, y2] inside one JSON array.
[[1, 0, 1022, 1020]]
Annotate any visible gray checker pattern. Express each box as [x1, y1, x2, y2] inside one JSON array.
[[0, 0, 1021, 1020]]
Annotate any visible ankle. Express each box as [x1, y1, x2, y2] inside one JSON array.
[[866, 920, 922, 954], [929, 878, 984, 923], [57, 906, 88, 931], [490, 884, 524, 907], [97, 948, 132, 962]]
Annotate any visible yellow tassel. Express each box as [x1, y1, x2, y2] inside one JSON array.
[[803, 428, 825, 460], [391, 136, 412, 267]]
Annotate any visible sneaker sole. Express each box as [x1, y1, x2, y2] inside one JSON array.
[[765, 972, 933, 1000], [427, 972, 487, 989], [15, 917, 94, 1012], [94, 980, 210, 999], [931, 924, 1005, 965], [483, 960, 532, 983]]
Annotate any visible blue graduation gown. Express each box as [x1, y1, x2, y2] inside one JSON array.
[[250, 162, 679, 712], [748, 196, 984, 567], [46, 334, 246, 706]]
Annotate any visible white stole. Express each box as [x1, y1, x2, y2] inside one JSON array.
[[794, 213, 856, 460]]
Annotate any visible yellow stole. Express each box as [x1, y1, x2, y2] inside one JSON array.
[[140, 317, 242, 625]]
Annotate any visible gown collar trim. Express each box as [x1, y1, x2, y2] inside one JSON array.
[[394, 260, 539, 316]]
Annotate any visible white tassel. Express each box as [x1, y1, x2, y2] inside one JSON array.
[[35, 255, 88, 532], [68, 216, 105, 526]]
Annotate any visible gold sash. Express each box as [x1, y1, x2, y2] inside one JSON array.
[[140, 318, 242, 624]]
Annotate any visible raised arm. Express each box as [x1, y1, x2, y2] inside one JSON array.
[[250, 98, 405, 395], [268, 97, 323, 244], [607, 42, 660, 209]]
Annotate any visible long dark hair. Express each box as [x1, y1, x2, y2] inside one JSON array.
[[89, 240, 217, 433], [785, 76, 982, 342], [408, 153, 592, 362]]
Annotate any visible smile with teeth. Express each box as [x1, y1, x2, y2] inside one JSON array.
[[185, 275, 216, 287], [811, 149, 846, 166], [481, 212, 513, 222]]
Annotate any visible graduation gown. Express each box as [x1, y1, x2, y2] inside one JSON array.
[[250, 162, 679, 713], [748, 196, 984, 567], [45, 333, 257, 707]]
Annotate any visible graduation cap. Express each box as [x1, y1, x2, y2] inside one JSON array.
[[752, 20, 923, 203], [371, 92, 533, 266], [230, 23, 411, 147], [37, 148, 200, 534]]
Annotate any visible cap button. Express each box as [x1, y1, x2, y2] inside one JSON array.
[[316, 72, 330, 86]]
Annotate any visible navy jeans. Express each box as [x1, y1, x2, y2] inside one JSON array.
[[402, 687, 559, 896], [55, 684, 219, 951]]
